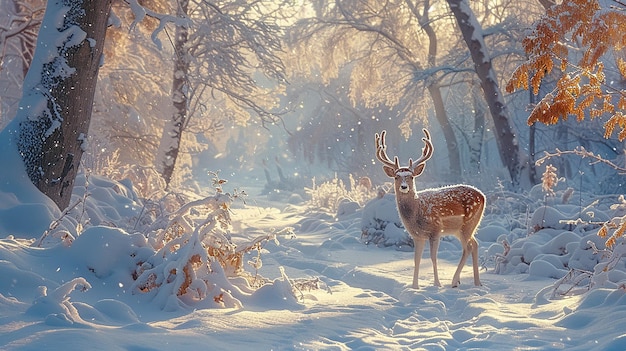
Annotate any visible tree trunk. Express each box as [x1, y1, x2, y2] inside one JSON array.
[[427, 84, 461, 180], [156, 0, 190, 187], [406, 0, 461, 180], [446, 0, 525, 188], [15, 0, 112, 210], [528, 89, 538, 184], [469, 86, 485, 176]]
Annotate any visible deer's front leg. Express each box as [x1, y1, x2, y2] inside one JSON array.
[[429, 237, 442, 287], [412, 238, 425, 289]]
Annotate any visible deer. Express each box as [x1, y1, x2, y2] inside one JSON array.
[[374, 129, 485, 288]]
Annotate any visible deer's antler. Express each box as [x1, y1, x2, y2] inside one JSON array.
[[375, 130, 399, 170], [408, 129, 433, 171]]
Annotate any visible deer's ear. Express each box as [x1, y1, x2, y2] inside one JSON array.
[[413, 163, 425, 176], [382, 165, 396, 178]]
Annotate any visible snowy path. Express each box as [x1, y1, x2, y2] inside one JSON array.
[[220, 203, 585, 350], [2, 198, 625, 350]]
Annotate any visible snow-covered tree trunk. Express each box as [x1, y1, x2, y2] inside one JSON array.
[[13, 0, 112, 210], [156, 0, 189, 187], [446, 0, 525, 188]]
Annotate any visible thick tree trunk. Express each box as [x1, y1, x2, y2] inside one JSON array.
[[446, 0, 525, 188], [15, 0, 112, 210], [156, 0, 190, 187]]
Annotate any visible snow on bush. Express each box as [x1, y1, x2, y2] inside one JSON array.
[[0, 168, 303, 314], [486, 164, 626, 299], [306, 174, 374, 213], [360, 191, 412, 249], [124, 173, 298, 310]]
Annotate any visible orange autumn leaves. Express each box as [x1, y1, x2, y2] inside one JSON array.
[[506, 0, 626, 141]]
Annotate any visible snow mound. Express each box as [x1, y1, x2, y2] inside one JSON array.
[[360, 193, 412, 248]]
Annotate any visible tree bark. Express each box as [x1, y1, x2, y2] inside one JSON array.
[[156, 0, 189, 186], [446, 0, 525, 187], [528, 89, 538, 184], [156, 0, 190, 187], [15, 0, 112, 210], [469, 86, 485, 176]]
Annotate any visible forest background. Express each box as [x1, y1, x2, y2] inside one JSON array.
[[2, 1, 626, 349], [0, 0, 624, 208]]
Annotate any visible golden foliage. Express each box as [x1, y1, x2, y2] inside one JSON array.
[[178, 254, 202, 297], [605, 220, 626, 249], [507, 0, 626, 140], [541, 164, 558, 196], [597, 217, 626, 250]]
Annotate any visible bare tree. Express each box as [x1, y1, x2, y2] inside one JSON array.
[[289, 0, 465, 180], [156, 0, 289, 187], [5, 0, 184, 209], [446, 0, 526, 187], [157, 0, 190, 186], [89, 1, 173, 170], [0, 0, 45, 126]]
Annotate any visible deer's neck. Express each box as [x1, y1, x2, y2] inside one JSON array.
[[395, 189, 424, 219]]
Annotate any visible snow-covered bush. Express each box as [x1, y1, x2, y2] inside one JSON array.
[[490, 164, 626, 299], [306, 174, 374, 213], [26, 278, 92, 326], [360, 191, 412, 249], [31, 170, 300, 311], [128, 172, 296, 309]]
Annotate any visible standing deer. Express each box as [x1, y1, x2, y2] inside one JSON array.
[[375, 129, 485, 288]]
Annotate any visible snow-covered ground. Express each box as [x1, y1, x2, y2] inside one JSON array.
[[1, 149, 626, 350]]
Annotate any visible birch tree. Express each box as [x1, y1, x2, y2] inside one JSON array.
[[155, 0, 288, 187], [157, 0, 190, 186]]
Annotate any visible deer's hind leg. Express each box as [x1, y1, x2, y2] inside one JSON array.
[[451, 243, 469, 288], [470, 237, 482, 286], [452, 236, 481, 288]]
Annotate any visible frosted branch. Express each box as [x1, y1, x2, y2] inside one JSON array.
[[124, 0, 191, 49], [536, 146, 626, 174]]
